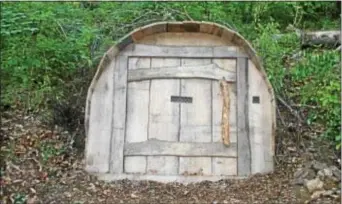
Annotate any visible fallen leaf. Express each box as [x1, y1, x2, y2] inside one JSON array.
[[131, 193, 138, 198], [27, 195, 37, 204], [64, 192, 72, 198], [30, 187, 36, 194]]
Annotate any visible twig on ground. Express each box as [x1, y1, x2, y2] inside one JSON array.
[[276, 96, 303, 123], [291, 104, 318, 109], [6, 161, 23, 173], [276, 106, 286, 127]]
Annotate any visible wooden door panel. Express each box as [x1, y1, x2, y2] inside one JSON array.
[[212, 58, 237, 72], [149, 79, 180, 141], [147, 156, 178, 175], [179, 157, 212, 176], [179, 58, 212, 143], [126, 57, 150, 143], [212, 157, 237, 176], [147, 57, 181, 175], [180, 79, 212, 142], [124, 156, 146, 174], [179, 59, 212, 176], [126, 81, 150, 143], [117, 45, 248, 177]]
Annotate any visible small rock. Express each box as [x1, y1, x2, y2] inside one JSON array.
[[329, 166, 341, 181], [64, 192, 72, 198], [304, 178, 324, 193], [322, 190, 334, 196], [294, 186, 311, 203], [14, 124, 24, 130], [223, 200, 228, 204], [323, 177, 338, 190], [308, 147, 316, 153], [333, 188, 341, 194], [323, 168, 333, 177], [130, 193, 138, 198], [311, 161, 328, 171], [293, 168, 316, 185], [287, 146, 297, 152], [88, 183, 96, 192], [311, 190, 325, 200], [317, 170, 325, 180]]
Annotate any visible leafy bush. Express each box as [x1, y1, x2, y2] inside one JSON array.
[[1, 3, 97, 111], [252, 21, 340, 149], [289, 51, 341, 149]]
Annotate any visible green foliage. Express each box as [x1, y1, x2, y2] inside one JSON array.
[[39, 141, 66, 163], [13, 193, 27, 204], [1, 3, 96, 110], [1, 2, 340, 149], [289, 51, 341, 148], [251, 20, 340, 149]]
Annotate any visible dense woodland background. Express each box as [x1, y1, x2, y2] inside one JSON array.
[[0, 2, 341, 203], [1, 2, 340, 147]]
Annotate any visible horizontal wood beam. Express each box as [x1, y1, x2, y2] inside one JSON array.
[[121, 44, 248, 58], [128, 63, 236, 82], [124, 139, 237, 157]]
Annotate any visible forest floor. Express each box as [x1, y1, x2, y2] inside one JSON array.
[[1, 109, 341, 204]]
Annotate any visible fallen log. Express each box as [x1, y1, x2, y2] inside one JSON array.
[[301, 30, 341, 49], [272, 26, 340, 49]]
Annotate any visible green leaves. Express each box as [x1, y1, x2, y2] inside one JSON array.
[[0, 2, 340, 149], [288, 50, 341, 148]]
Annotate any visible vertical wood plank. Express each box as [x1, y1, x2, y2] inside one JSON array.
[[149, 58, 181, 141], [148, 58, 181, 175], [126, 58, 150, 143], [85, 60, 115, 173], [180, 59, 212, 142], [237, 57, 251, 176], [248, 60, 274, 174], [179, 59, 212, 175], [110, 55, 128, 173]]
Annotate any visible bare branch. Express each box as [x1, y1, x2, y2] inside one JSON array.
[[56, 20, 67, 39], [277, 96, 304, 123], [183, 7, 194, 21]]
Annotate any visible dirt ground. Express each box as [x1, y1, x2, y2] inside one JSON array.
[[1, 110, 340, 204]]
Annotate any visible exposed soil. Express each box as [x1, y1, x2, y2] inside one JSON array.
[[1, 109, 340, 204]]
